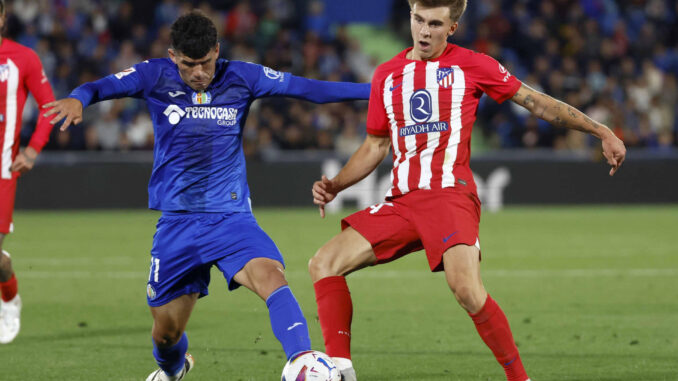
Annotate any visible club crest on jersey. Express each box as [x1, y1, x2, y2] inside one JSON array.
[[192, 91, 212, 105], [0, 64, 9, 82], [437, 67, 454, 88]]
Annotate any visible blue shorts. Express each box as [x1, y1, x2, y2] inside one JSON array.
[[146, 211, 284, 307]]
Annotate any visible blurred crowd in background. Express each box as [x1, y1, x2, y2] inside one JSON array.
[[6, 0, 678, 158]]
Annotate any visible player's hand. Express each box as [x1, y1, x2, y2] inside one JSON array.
[[601, 132, 626, 176], [42, 98, 84, 131], [312, 175, 339, 218], [10, 146, 38, 174]]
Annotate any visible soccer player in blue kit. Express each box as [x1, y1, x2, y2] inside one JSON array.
[[43, 11, 369, 381]]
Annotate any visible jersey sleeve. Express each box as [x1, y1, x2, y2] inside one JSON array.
[[239, 61, 370, 102], [68, 61, 149, 108], [365, 68, 389, 136], [25, 50, 56, 153], [473, 53, 521, 104], [238, 62, 292, 98]]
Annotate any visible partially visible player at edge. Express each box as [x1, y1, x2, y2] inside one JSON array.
[[43, 11, 369, 381], [309, 1, 626, 380], [0, 0, 56, 344]]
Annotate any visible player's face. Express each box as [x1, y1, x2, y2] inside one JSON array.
[[409, 4, 457, 61], [169, 45, 219, 92]]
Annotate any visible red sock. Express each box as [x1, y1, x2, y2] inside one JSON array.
[[470, 295, 528, 381], [314, 276, 353, 359], [0, 274, 17, 302]]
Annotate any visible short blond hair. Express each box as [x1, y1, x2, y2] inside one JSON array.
[[408, 0, 467, 23]]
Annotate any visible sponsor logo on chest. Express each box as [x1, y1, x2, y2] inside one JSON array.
[[398, 87, 450, 136], [399, 121, 449, 137], [162, 104, 239, 126]]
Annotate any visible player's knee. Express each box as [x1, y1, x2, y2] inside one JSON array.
[[152, 327, 183, 348], [308, 245, 340, 280], [0, 252, 11, 274], [449, 282, 485, 312]]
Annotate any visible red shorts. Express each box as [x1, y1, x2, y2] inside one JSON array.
[[0, 176, 18, 234], [341, 187, 481, 272]]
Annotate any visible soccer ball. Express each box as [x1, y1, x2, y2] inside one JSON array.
[[281, 350, 341, 381]]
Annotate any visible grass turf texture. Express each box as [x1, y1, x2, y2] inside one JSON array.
[[0, 206, 676, 380]]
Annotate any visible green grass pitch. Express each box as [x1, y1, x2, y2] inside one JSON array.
[[0, 206, 676, 380]]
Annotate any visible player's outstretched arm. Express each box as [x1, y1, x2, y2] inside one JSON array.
[[42, 98, 84, 131], [511, 83, 626, 176], [313, 134, 390, 217], [284, 75, 370, 103]]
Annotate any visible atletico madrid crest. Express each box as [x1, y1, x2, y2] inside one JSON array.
[[437, 67, 454, 88]]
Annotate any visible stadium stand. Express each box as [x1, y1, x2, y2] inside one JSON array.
[[7, 0, 677, 157]]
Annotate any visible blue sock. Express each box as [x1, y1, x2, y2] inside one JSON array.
[[266, 285, 311, 359], [152, 333, 188, 376]]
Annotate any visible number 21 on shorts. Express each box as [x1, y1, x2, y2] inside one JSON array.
[[148, 257, 160, 282]]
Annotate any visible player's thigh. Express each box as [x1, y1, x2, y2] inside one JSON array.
[[147, 213, 211, 307], [408, 188, 481, 272], [0, 178, 17, 236], [442, 244, 486, 312], [310, 202, 422, 280], [212, 212, 286, 293], [232, 257, 287, 300], [309, 227, 378, 281]]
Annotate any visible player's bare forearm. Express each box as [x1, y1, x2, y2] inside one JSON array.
[[511, 83, 612, 140], [512, 82, 626, 175], [331, 134, 391, 192]]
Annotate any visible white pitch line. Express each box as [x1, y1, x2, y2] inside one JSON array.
[[17, 268, 678, 280], [20, 271, 146, 279]]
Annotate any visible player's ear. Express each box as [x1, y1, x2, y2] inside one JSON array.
[[448, 22, 458, 37], [168, 49, 177, 64], [214, 43, 220, 58]]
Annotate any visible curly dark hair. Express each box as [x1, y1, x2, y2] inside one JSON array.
[[170, 10, 218, 59]]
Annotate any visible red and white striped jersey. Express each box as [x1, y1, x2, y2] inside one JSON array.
[[0, 38, 55, 180], [367, 43, 521, 198]]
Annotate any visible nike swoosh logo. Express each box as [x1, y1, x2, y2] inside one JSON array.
[[287, 322, 304, 331], [169, 91, 186, 97], [389, 82, 402, 91], [443, 231, 458, 243]]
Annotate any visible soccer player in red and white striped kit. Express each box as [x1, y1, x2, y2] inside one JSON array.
[[310, 1, 626, 380], [0, 0, 55, 344]]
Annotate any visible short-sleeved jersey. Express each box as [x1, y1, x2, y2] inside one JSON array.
[[367, 44, 521, 198], [69, 58, 368, 212], [0, 39, 55, 180]]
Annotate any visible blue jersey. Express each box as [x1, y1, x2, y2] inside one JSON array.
[[69, 58, 370, 212]]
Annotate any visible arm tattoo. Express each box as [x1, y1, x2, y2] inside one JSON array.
[[553, 116, 568, 128], [567, 107, 577, 119], [523, 95, 535, 109]]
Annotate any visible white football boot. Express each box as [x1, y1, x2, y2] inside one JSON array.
[[146, 353, 194, 381], [339, 367, 357, 381], [332, 357, 356, 381], [0, 294, 21, 344]]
